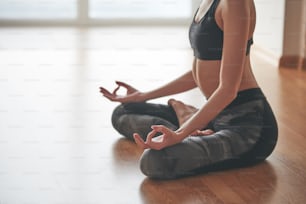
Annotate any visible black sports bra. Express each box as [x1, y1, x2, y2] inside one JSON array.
[[189, 0, 253, 60]]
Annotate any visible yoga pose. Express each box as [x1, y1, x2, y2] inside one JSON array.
[[100, 0, 278, 179]]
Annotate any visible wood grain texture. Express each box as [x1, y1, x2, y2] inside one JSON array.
[[279, 55, 301, 69], [0, 27, 305, 204]]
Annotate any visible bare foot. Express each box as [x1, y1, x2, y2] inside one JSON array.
[[168, 99, 198, 126]]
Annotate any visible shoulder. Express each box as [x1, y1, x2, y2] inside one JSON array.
[[215, 0, 255, 31], [218, 0, 252, 22], [219, 0, 250, 14], [220, 0, 249, 6]]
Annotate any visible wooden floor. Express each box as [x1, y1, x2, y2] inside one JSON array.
[[0, 27, 305, 204]]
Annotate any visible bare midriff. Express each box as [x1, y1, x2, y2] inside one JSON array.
[[192, 56, 259, 99], [191, 0, 258, 99]]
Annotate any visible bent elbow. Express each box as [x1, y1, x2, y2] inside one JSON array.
[[217, 86, 239, 103]]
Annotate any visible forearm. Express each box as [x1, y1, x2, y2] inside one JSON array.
[[175, 87, 237, 139], [142, 70, 197, 101]]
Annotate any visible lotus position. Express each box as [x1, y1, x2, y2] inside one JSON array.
[[100, 0, 278, 179]]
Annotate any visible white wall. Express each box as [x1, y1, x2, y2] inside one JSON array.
[[254, 0, 285, 57], [192, 0, 286, 58], [282, 0, 305, 57], [303, 0, 306, 58]]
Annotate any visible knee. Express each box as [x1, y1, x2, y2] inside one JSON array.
[[112, 104, 124, 126], [140, 149, 175, 180], [110, 104, 130, 139], [111, 104, 126, 129]]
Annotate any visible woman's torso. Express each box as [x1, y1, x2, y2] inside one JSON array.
[[190, 0, 258, 98]]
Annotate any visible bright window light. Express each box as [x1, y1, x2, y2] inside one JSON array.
[[89, 0, 192, 19], [0, 0, 77, 19]]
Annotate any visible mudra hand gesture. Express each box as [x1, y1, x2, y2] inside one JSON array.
[[99, 81, 144, 103]]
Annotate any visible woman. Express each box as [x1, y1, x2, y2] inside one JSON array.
[[100, 0, 278, 179]]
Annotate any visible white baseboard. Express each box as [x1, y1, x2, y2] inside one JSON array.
[[252, 44, 280, 68]]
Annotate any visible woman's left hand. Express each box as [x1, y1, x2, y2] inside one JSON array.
[[133, 125, 182, 150]]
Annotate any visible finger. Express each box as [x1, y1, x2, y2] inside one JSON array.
[[145, 135, 163, 150], [201, 129, 215, 135], [99, 89, 115, 100], [102, 94, 116, 101], [193, 129, 214, 136], [116, 81, 131, 89], [133, 133, 148, 149], [112, 85, 120, 95], [99, 87, 112, 95], [99, 91, 114, 100], [190, 130, 199, 136], [147, 126, 171, 150], [151, 125, 173, 135], [145, 129, 158, 144], [146, 137, 165, 150], [116, 81, 137, 93], [167, 98, 176, 106], [196, 130, 207, 136]]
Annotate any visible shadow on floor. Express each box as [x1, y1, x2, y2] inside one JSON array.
[[139, 161, 277, 204]]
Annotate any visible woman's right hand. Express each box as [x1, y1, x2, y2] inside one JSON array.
[[99, 81, 145, 103]]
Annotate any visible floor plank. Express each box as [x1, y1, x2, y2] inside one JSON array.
[[0, 27, 306, 204]]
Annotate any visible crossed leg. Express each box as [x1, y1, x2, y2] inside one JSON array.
[[167, 99, 198, 126], [167, 98, 214, 135]]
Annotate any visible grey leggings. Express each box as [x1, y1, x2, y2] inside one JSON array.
[[111, 88, 278, 179]]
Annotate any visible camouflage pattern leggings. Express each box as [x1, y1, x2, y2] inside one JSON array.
[[111, 88, 278, 179]]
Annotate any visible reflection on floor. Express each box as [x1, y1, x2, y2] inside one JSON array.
[[0, 27, 306, 204]]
